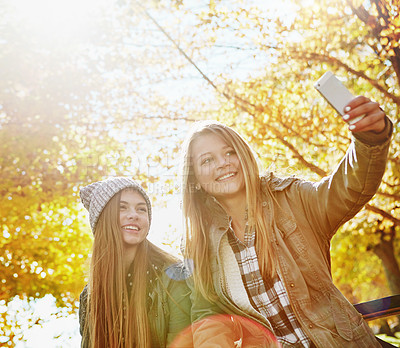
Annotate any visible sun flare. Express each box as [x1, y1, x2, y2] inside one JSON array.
[[11, 0, 108, 42]]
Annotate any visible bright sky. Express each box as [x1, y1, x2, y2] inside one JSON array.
[[11, 0, 108, 39], [4, 296, 80, 347]]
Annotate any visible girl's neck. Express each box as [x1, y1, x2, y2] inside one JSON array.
[[218, 193, 247, 242], [123, 245, 138, 270]]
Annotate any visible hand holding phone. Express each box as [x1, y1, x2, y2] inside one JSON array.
[[314, 71, 365, 125]]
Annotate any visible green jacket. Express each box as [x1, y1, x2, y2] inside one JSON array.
[[79, 262, 192, 347], [188, 121, 392, 348]]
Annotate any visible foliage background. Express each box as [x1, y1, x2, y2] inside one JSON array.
[[1, 0, 399, 346]]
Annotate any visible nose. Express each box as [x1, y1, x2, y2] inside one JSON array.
[[127, 208, 139, 220], [216, 155, 229, 168]]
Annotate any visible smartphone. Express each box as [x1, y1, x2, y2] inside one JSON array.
[[314, 71, 364, 125]]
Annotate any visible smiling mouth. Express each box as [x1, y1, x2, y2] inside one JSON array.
[[216, 172, 236, 181], [122, 225, 139, 231]]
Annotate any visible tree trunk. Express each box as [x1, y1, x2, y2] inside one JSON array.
[[390, 47, 400, 87], [370, 226, 400, 295]]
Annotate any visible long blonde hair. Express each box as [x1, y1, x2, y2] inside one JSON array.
[[83, 189, 176, 348], [182, 121, 276, 302]]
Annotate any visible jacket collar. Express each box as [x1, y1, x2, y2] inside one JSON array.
[[205, 195, 230, 226], [204, 173, 298, 249], [261, 172, 297, 192]]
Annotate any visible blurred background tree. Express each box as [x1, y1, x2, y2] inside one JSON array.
[[1, 0, 399, 345]]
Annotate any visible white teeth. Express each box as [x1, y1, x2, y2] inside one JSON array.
[[217, 173, 235, 181], [124, 226, 139, 231]]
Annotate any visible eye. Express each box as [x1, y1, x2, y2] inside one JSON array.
[[119, 204, 127, 210], [226, 149, 236, 156], [201, 157, 213, 165], [138, 207, 147, 213]]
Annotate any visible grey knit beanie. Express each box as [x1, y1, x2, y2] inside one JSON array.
[[79, 177, 152, 234]]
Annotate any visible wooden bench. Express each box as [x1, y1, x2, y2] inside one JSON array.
[[354, 294, 400, 347]]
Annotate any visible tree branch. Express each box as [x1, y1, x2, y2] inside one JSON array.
[[365, 204, 400, 226], [346, 0, 400, 85], [271, 130, 328, 177], [376, 190, 400, 201], [305, 53, 400, 104]]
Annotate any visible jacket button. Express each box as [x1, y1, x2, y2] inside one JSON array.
[[262, 202, 267, 207], [290, 283, 295, 287], [309, 324, 313, 328]]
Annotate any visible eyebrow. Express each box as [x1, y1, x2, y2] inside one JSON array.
[[196, 152, 211, 161], [119, 200, 147, 206]]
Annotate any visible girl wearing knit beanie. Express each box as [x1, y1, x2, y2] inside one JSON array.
[[78, 177, 191, 348]]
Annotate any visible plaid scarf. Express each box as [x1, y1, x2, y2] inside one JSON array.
[[228, 225, 311, 347]]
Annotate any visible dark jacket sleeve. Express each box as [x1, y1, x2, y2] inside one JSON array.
[[160, 262, 191, 347], [165, 277, 193, 346]]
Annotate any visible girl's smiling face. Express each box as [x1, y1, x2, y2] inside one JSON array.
[[119, 189, 149, 251], [191, 133, 245, 201]]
